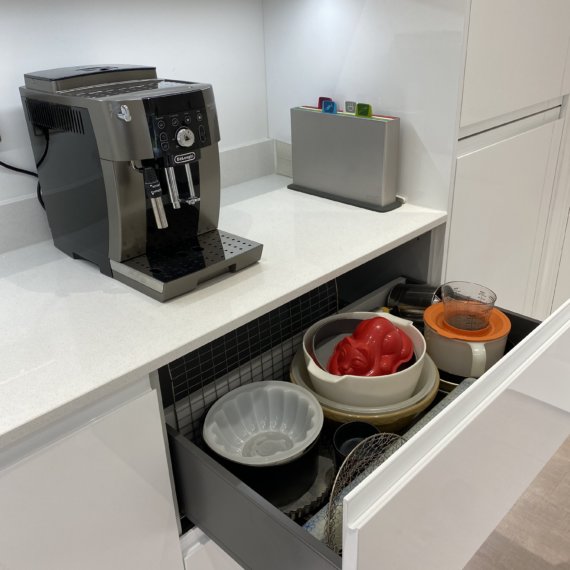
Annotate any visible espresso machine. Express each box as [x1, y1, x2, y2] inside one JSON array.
[[20, 65, 262, 301]]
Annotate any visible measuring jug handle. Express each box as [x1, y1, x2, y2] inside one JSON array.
[[469, 342, 487, 378]]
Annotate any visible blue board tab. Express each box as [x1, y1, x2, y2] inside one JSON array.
[[322, 100, 338, 114]]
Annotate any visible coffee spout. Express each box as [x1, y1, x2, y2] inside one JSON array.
[[165, 166, 181, 209]]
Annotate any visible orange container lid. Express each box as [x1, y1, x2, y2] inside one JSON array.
[[423, 303, 511, 341]]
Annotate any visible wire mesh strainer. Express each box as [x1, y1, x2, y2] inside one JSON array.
[[324, 432, 406, 554]]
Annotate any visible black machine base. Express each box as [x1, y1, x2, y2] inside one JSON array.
[[110, 229, 263, 302]]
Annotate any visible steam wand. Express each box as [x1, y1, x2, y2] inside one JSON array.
[[143, 167, 168, 229]]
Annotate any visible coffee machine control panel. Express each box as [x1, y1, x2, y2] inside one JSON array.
[[144, 91, 213, 168]]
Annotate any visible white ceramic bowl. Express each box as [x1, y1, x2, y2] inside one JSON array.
[[292, 349, 437, 416], [202, 381, 324, 467], [302, 312, 426, 407]]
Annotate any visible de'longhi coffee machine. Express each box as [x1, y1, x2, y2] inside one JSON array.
[[20, 65, 262, 301]]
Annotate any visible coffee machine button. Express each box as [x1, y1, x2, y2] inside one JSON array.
[[199, 125, 207, 142], [196, 111, 203, 122], [159, 132, 168, 142], [171, 117, 180, 127], [157, 119, 166, 130], [184, 115, 192, 125], [161, 142, 170, 152]]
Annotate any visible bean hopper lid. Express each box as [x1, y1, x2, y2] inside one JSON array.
[[424, 303, 511, 341], [23, 64, 157, 93]]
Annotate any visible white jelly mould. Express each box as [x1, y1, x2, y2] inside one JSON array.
[[202, 381, 324, 467]]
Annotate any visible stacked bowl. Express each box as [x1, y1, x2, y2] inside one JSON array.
[[291, 312, 440, 432]]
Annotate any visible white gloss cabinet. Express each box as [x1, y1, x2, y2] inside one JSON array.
[[552, 212, 570, 311], [445, 116, 564, 316], [448, 0, 570, 317], [0, 389, 183, 570], [460, 0, 570, 129]]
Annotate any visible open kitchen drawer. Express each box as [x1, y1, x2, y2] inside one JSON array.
[[163, 249, 547, 569], [166, 311, 542, 569], [340, 300, 570, 569]]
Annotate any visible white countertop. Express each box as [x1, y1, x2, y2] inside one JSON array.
[[0, 175, 446, 446]]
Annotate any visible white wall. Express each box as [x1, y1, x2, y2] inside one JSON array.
[[0, 0, 268, 205], [0, 0, 467, 252], [262, 0, 468, 209]]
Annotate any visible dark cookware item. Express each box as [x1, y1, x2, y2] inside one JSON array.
[[213, 439, 321, 508], [387, 283, 441, 323], [332, 421, 380, 467]]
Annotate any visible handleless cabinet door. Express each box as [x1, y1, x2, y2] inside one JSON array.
[[552, 211, 570, 311], [445, 116, 563, 317], [460, 0, 570, 129], [0, 390, 184, 570]]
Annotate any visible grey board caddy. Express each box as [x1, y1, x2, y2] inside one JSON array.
[[288, 107, 401, 212]]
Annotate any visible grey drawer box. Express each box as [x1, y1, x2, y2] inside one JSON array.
[[168, 427, 341, 569], [288, 107, 400, 212]]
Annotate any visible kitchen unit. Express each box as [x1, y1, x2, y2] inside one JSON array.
[[1, 173, 568, 569], [0, 1, 569, 569], [0, 174, 446, 569]]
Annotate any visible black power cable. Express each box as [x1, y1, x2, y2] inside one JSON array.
[[0, 160, 37, 177], [34, 130, 49, 209], [36, 129, 50, 168], [0, 129, 50, 209]]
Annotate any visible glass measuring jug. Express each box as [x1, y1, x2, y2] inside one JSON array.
[[441, 281, 497, 331]]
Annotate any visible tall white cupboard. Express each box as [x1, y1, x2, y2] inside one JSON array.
[[444, 0, 570, 318]]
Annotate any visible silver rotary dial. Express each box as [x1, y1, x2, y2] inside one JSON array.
[[176, 127, 195, 148]]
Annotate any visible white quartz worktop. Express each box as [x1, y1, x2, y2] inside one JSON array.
[[0, 175, 446, 446]]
